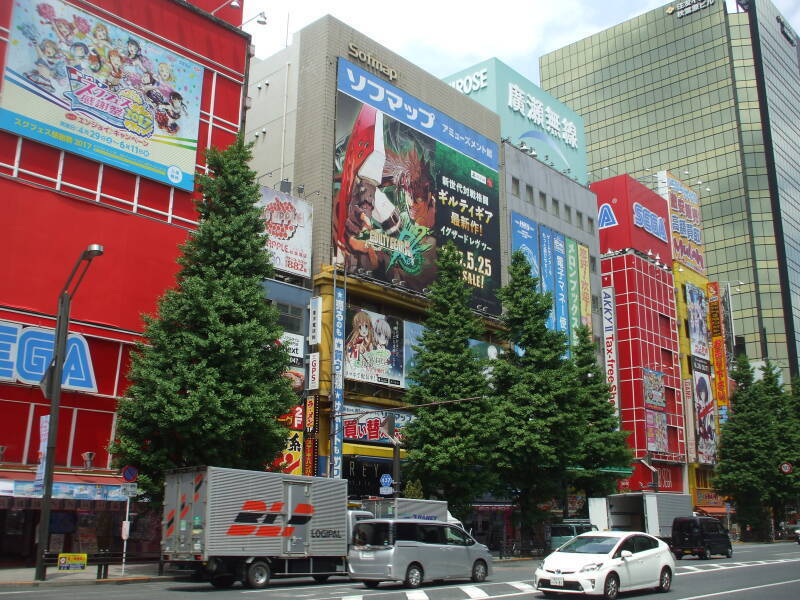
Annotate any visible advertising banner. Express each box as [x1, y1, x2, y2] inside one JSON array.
[[601, 287, 619, 409], [683, 378, 697, 463], [331, 287, 345, 478], [578, 244, 592, 328], [510, 212, 540, 284], [646, 409, 668, 452], [305, 396, 318, 433], [566, 238, 581, 346], [540, 225, 555, 330], [658, 171, 705, 274], [34, 415, 49, 494], [333, 58, 501, 314], [692, 357, 716, 464], [257, 188, 313, 278], [307, 352, 320, 391], [280, 332, 305, 394], [553, 233, 570, 349], [403, 320, 424, 387], [721, 285, 735, 373], [273, 430, 303, 475], [707, 282, 729, 424], [345, 307, 404, 388], [342, 403, 414, 445], [0, 1, 204, 191], [686, 283, 709, 360], [303, 437, 318, 477], [643, 368, 666, 409]]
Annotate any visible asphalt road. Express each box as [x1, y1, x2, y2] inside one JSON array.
[[2, 543, 798, 600]]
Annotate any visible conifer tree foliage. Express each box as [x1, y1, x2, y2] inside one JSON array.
[[403, 241, 493, 518], [111, 137, 295, 502]]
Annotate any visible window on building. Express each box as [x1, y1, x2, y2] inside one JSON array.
[[511, 177, 520, 197], [539, 191, 547, 210], [552, 198, 560, 217], [590, 256, 597, 274], [591, 294, 600, 313], [564, 205, 572, 224], [526, 184, 534, 204], [587, 216, 595, 233], [274, 302, 304, 334], [576, 210, 584, 230]]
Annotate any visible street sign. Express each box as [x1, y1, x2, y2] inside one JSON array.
[[121, 465, 138, 482], [379, 486, 394, 495], [380, 474, 393, 487], [121, 520, 131, 541], [779, 462, 793, 474], [120, 482, 138, 497], [57, 553, 87, 571]]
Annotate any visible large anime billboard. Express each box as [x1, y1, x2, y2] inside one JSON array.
[[658, 171, 705, 275], [692, 356, 716, 464], [0, 0, 204, 191], [686, 283, 710, 360], [257, 187, 313, 278], [345, 306, 404, 388], [333, 58, 501, 314]]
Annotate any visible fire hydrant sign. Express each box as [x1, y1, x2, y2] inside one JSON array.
[[58, 553, 87, 571]]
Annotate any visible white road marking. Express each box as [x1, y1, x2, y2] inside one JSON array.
[[672, 577, 800, 599], [342, 596, 363, 600], [461, 585, 489, 598], [406, 590, 429, 600], [676, 557, 800, 576], [0, 592, 43, 596], [677, 565, 703, 571], [507, 581, 536, 592]]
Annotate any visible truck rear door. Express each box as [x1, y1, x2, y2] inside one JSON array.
[[286, 481, 312, 554]]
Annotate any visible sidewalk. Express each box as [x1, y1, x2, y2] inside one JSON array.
[[0, 562, 191, 587]]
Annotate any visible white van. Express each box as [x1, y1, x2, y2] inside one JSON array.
[[349, 519, 492, 588]]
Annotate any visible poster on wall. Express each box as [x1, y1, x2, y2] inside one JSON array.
[[257, 188, 312, 278], [345, 306, 404, 388], [342, 403, 413, 445], [578, 244, 592, 329], [686, 283, 709, 360], [333, 58, 501, 314], [658, 171, 705, 274], [539, 225, 555, 329], [692, 357, 716, 464], [565, 238, 581, 347], [646, 409, 668, 452], [0, 1, 204, 191], [643, 368, 666, 409], [683, 378, 697, 463], [510, 212, 540, 284]]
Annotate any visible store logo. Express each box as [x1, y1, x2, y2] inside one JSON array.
[[633, 202, 668, 242], [226, 501, 314, 537], [597, 203, 618, 229], [347, 43, 398, 81], [672, 0, 715, 19]]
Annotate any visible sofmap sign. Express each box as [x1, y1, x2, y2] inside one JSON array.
[[601, 287, 619, 409], [347, 43, 398, 81], [0, 321, 97, 392], [0, 0, 204, 191]]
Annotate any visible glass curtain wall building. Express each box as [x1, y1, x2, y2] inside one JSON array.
[[541, 0, 800, 379]]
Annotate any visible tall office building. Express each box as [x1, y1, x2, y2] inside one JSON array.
[[541, 0, 800, 379]]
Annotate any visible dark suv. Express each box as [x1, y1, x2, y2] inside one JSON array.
[[671, 516, 732, 560]]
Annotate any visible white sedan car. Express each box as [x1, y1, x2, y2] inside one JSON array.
[[534, 530, 675, 599]]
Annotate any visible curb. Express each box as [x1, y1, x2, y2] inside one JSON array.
[[0, 575, 190, 588]]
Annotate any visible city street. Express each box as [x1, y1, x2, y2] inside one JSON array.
[[2, 543, 798, 600]]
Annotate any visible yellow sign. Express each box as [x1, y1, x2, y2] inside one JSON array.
[[57, 553, 87, 571]]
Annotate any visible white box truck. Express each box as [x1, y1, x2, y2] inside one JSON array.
[[588, 492, 693, 538], [162, 467, 350, 589]]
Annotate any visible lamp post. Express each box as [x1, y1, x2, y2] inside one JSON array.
[[34, 244, 104, 581]]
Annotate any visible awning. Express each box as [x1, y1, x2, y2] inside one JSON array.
[[695, 505, 728, 516], [0, 469, 126, 501], [343, 442, 407, 459]]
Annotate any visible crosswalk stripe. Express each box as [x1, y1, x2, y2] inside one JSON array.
[[679, 565, 703, 571], [508, 582, 536, 592], [406, 590, 429, 600], [342, 596, 363, 600], [461, 586, 489, 599]]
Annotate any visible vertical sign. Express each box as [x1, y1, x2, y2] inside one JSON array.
[[539, 225, 555, 330], [565, 238, 582, 347], [308, 296, 322, 346], [707, 282, 729, 424], [578, 244, 592, 329], [510, 212, 540, 286], [331, 287, 346, 478], [683, 378, 698, 463], [601, 287, 619, 410], [692, 356, 716, 465], [307, 352, 320, 391], [553, 233, 570, 354], [34, 415, 49, 494]]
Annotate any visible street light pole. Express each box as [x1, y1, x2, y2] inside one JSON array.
[[34, 244, 104, 581]]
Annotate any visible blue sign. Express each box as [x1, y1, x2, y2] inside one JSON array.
[[332, 287, 346, 478], [553, 232, 570, 356], [510, 212, 540, 287], [597, 204, 618, 229], [633, 202, 668, 242], [337, 58, 498, 170], [0, 321, 97, 392], [380, 474, 394, 487], [539, 225, 555, 330]]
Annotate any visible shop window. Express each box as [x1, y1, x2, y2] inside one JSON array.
[[274, 302, 304, 334]]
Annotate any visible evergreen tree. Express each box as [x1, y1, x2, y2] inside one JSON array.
[[402, 241, 493, 518], [110, 137, 295, 502], [569, 325, 631, 501], [489, 251, 580, 528]]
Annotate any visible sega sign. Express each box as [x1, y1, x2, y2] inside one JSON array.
[[0, 321, 97, 392], [633, 202, 668, 243]]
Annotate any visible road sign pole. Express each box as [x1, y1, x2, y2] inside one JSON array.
[[121, 495, 130, 576]]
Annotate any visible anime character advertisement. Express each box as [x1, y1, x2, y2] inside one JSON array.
[[257, 187, 313, 278], [345, 307, 404, 388], [645, 409, 668, 453], [333, 58, 501, 314], [0, 1, 203, 191], [686, 283, 710, 360], [692, 357, 717, 464]]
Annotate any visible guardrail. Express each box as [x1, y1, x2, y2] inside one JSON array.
[[42, 550, 128, 579]]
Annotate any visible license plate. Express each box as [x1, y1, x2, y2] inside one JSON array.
[[551, 576, 564, 586], [360, 551, 374, 560]]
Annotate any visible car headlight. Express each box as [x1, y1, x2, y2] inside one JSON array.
[[579, 562, 605, 573]]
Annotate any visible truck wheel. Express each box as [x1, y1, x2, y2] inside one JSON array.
[[363, 581, 380, 588], [471, 560, 488, 583], [245, 560, 271, 589], [210, 575, 236, 588], [602, 573, 619, 600], [725, 546, 733, 558], [698, 547, 709, 560], [313, 575, 330, 583], [404, 563, 424, 588], [657, 567, 672, 592]]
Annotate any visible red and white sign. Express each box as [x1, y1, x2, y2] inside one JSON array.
[[601, 286, 619, 409], [257, 187, 313, 278], [307, 351, 320, 391]]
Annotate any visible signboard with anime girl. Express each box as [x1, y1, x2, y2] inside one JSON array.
[[0, 0, 203, 190], [344, 307, 404, 388]]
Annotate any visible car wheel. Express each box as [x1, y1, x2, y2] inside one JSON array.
[[725, 546, 733, 559], [603, 573, 619, 600], [698, 547, 709, 560], [210, 575, 236, 588], [471, 560, 488, 583], [404, 563, 424, 588], [363, 581, 380, 588], [313, 575, 330, 583], [657, 567, 672, 593], [245, 560, 271, 589]]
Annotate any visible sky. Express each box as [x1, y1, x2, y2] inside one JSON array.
[[240, 0, 800, 85]]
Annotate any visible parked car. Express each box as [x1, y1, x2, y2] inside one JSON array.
[[534, 531, 675, 599], [348, 519, 492, 588], [671, 516, 732, 560]]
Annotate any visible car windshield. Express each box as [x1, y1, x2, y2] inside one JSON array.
[[353, 523, 392, 547], [557, 535, 618, 554]]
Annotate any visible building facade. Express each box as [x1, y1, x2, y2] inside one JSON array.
[[0, 0, 250, 563], [541, 0, 800, 381]]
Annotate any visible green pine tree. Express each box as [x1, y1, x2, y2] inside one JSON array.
[[110, 137, 295, 502], [402, 241, 493, 519]]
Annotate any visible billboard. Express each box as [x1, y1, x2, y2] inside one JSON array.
[[539, 225, 556, 329], [692, 357, 716, 464], [578, 244, 592, 328], [643, 368, 666, 409], [257, 188, 313, 278], [333, 58, 501, 314], [510, 212, 540, 283], [342, 403, 414, 445], [566, 238, 582, 346], [708, 282, 729, 424], [646, 409, 668, 452], [331, 287, 345, 478], [345, 306, 404, 388], [658, 171, 705, 275], [280, 332, 305, 394], [686, 283, 709, 360], [0, 0, 204, 191], [403, 320, 424, 387], [601, 287, 619, 409]]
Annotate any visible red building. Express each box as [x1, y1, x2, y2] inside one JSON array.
[[0, 0, 249, 563], [592, 175, 686, 493]]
